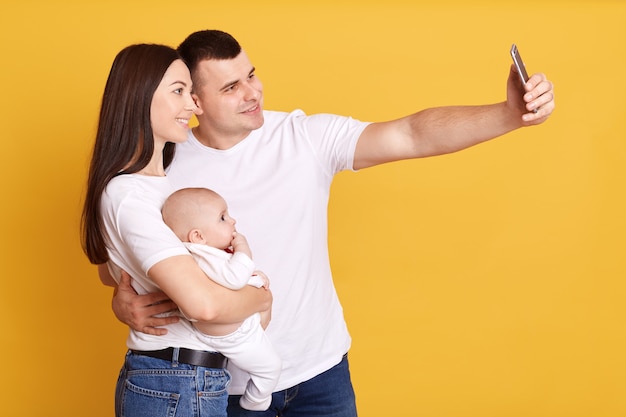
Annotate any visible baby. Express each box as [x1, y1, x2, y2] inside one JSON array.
[[162, 187, 281, 411]]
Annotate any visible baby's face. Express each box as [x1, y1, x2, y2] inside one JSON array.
[[198, 195, 236, 250]]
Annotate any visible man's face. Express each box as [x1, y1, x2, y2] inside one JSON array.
[[192, 51, 264, 144]]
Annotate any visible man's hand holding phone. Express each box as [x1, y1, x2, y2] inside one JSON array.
[[511, 44, 539, 113], [510, 43, 538, 114]]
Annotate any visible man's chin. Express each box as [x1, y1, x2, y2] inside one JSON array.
[[250, 113, 265, 130]]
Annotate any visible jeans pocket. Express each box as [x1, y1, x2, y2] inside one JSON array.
[[202, 368, 231, 394], [196, 369, 230, 417], [120, 378, 179, 417]]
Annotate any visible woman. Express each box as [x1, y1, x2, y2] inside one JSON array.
[[81, 44, 271, 417]]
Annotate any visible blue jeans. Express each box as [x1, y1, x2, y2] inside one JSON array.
[[115, 350, 231, 417], [227, 354, 357, 417]]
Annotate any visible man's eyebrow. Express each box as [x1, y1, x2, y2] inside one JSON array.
[[220, 79, 239, 91], [219, 67, 256, 91]]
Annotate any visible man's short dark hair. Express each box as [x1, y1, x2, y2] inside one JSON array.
[[177, 30, 242, 77]]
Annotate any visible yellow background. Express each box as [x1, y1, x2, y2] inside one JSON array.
[[1, 1, 624, 416]]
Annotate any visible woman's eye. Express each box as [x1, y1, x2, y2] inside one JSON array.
[[174, 88, 183, 95]]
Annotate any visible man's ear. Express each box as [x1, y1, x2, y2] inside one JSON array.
[[188, 229, 206, 244], [192, 93, 204, 115]]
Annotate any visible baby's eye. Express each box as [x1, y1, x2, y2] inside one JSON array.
[[220, 215, 226, 221]]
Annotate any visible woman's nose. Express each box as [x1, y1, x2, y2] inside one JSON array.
[[185, 95, 200, 113]]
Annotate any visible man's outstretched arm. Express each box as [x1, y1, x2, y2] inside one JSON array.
[[354, 65, 555, 169]]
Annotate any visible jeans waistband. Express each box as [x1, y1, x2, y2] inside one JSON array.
[[130, 347, 227, 368]]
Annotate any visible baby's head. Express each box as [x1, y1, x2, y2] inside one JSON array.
[[162, 187, 236, 250]]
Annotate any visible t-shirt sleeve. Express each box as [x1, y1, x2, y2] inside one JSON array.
[[101, 180, 190, 292], [115, 195, 189, 274], [298, 113, 370, 175]]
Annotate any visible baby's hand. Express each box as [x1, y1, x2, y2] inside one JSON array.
[[230, 231, 252, 258], [231, 231, 248, 249], [252, 270, 270, 289]]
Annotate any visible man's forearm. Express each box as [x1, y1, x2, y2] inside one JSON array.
[[404, 102, 520, 157]]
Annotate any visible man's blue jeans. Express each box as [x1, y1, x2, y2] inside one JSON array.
[[115, 350, 231, 417], [227, 354, 357, 417]]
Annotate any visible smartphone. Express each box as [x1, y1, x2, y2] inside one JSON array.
[[510, 43, 538, 112], [510, 43, 530, 85]]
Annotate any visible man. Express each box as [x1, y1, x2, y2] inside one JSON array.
[[111, 30, 555, 416]]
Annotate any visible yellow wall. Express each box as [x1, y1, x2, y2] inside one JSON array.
[[1, 1, 624, 416]]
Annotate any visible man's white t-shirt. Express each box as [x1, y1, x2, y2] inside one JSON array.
[[167, 109, 369, 394]]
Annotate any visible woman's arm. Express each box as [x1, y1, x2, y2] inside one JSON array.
[[148, 254, 272, 325], [110, 258, 271, 334], [98, 264, 117, 286]]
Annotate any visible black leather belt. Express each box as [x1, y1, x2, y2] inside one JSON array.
[[131, 347, 227, 368]]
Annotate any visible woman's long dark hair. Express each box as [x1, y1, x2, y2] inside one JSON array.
[[81, 44, 180, 264]]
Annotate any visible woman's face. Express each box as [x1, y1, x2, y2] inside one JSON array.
[[150, 59, 198, 145]]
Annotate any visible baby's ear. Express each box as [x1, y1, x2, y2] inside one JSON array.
[[188, 229, 206, 244]]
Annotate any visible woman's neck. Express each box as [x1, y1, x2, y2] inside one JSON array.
[[137, 167, 166, 176], [137, 149, 166, 176]]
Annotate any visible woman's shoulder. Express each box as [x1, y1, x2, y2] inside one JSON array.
[[104, 174, 173, 208]]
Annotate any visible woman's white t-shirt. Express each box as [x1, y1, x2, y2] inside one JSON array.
[[101, 174, 218, 351]]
